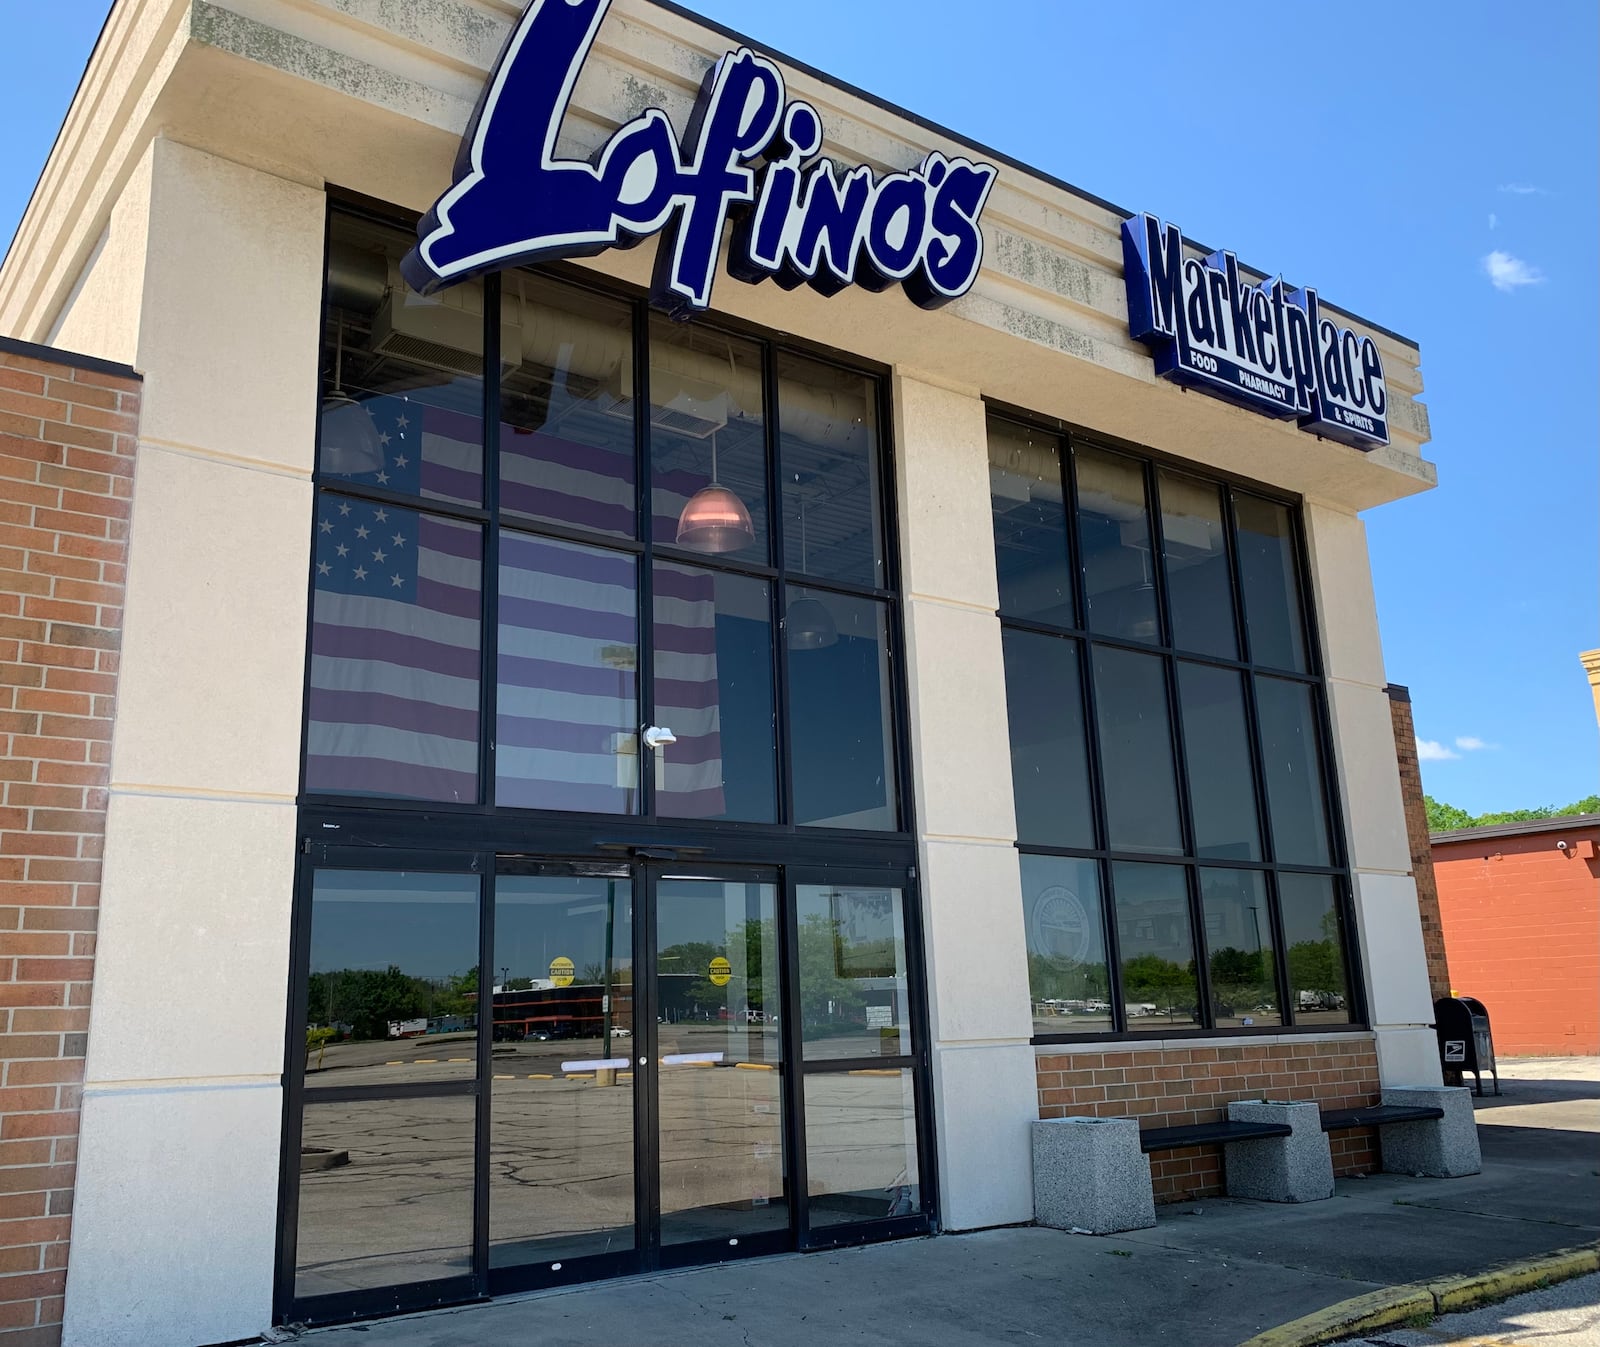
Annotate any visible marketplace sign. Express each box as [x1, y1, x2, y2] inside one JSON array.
[[404, 0, 999, 318], [1122, 213, 1391, 450]]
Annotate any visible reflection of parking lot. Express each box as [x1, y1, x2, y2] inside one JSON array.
[[299, 1034, 919, 1291]]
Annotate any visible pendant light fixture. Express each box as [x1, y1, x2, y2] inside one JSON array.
[[785, 491, 837, 650], [676, 430, 754, 553], [319, 315, 384, 475]]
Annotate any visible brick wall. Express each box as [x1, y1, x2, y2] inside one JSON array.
[[1387, 686, 1451, 1001], [1433, 824, 1600, 1056], [1036, 1036, 1381, 1202], [0, 337, 138, 1345]]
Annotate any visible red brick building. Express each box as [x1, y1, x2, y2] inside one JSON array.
[[0, 335, 136, 1345], [1432, 815, 1600, 1058]]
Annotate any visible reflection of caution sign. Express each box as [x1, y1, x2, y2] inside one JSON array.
[[708, 956, 732, 987], [1444, 1039, 1467, 1063], [549, 956, 575, 988]]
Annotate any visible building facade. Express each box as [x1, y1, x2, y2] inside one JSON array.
[[0, 2, 1441, 1343], [1432, 815, 1600, 1058]]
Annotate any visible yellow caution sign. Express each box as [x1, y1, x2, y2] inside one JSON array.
[[708, 956, 733, 987], [549, 956, 575, 987]]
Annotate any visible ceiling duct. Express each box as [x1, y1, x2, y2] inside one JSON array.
[[371, 263, 524, 378]]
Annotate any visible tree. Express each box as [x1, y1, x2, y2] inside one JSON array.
[[1427, 794, 1600, 833]]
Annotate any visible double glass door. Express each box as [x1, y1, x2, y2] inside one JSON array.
[[284, 854, 931, 1323]]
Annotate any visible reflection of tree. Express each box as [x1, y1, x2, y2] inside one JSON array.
[[1120, 954, 1194, 1011], [1027, 953, 1109, 1002], [1209, 946, 1272, 1011], [1287, 941, 1343, 998], [307, 964, 478, 1042], [798, 911, 865, 1034]]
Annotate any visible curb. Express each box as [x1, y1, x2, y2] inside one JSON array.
[[1236, 1241, 1600, 1347]]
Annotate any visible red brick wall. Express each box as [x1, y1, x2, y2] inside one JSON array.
[[1433, 826, 1600, 1057], [1036, 1037, 1381, 1202], [1387, 687, 1451, 1001], [0, 338, 138, 1345]]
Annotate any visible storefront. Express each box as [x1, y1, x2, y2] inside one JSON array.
[[0, 1, 1441, 1343]]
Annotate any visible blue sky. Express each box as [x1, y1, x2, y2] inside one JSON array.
[[2, 2, 1595, 814]]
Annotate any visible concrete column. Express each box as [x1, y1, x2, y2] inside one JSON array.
[[892, 372, 1037, 1230], [62, 139, 322, 1347], [1301, 502, 1441, 1089]]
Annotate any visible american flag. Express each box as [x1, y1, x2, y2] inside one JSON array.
[[309, 393, 725, 814]]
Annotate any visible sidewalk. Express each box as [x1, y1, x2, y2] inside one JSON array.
[[294, 1058, 1600, 1347]]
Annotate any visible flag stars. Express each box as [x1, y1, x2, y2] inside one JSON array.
[[353, 565, 368, 580], [396, 413, 410, 429], [317, 561, 332, 576], [376, 471, 390, 485], [337, 501, 352, 516], [394, 455, 409, 469], [374, 509, 389, 523], [335, 543, 349, 557], [319, 519, 333, 533], [392, 533, 406, 548], [378, 431, 392, 446], [391, 574, 405, 588], [373, 548, 388, 563], [355, 525, 370, 539]]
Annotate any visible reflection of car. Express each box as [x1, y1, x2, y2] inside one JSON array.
[[611, 1028, 631, 1038]]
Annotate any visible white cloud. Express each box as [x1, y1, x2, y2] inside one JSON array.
[[1497, 183, 1547, 195], [1488, 212, 1498, 230], [1454, 736, 1492, 751], [1483, 250, 1544, 292], [1416, 739, 1460, 762]]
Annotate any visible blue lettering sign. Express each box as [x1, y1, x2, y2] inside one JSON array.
[[404, 0, 999, 319], [1121, 213, 1390, 450]]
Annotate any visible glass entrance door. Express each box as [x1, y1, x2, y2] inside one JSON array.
[[650, 870, 788, 1262], [285, 852, 932, 1322]]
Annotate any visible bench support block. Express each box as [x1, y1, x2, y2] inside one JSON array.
[[1378, 1086, 1482, 1178], [1224, 1101, 1334, 1202], [1032, 1117, 1156, 1234]]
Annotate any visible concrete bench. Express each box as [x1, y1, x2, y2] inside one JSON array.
[[1322, 1087, 1480, 1178]]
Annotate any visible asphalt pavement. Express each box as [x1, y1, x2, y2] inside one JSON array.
[[1340, 1271, 1600, 1346], [288, 1056, 1600, 1347]]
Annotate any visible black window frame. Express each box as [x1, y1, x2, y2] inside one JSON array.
[[988, 401, 1367, 1044], [278, 194, 935, 1328]]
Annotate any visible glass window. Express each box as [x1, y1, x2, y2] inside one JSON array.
[[1176, 662, 1262, 861], [1256, 676, 1333, 866], [650, 320, 767, 561], [1235, 493, 1308, 672], [1002, 629, 1094, 849], [795, 885, 913, 1060], [296, 1094, 474, 1299], [499, 273, 636, 539], [307, 496, 483, 804], [1199, 868, 1279, 1028], [496, 531, 638, 814], [1021, 855, 1112, 1034], [1076, 446, 1159, 642], [803, 1067, 919, 1228], [655, 878, 785, 1244], [1159, 472, 1237, 659], [1092, 646, 1183, 854], [304, 871, 480, 1088], [652, 563, 776, 822], [319, 214, 484, 507], [989, 420, 1073, 626], [786, 589, 898, 831], [779, 355, 884, 588], [1279, 874, 1353, 1024], [1111, 862, 1199, 1030], [490, 874, 634, 1267]]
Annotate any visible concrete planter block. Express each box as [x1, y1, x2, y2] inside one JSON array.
[[1224, 1101, 1334, 1203], [1380, 1086, 1482, 1177], [1031, 1117, 1156, 1234]]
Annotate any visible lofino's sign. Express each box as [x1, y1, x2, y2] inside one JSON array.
[[1122, 214, 1390, 450], [404, 0, 998, 318]]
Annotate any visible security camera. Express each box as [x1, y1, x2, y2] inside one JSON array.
[[1556, 840, 1570, 851]]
